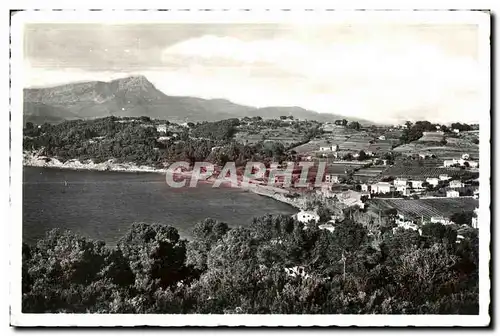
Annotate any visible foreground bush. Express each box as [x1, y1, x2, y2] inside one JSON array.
[[22, 217, 479, 314]]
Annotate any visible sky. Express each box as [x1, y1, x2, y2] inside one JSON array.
[[23, 23, 483, 124]]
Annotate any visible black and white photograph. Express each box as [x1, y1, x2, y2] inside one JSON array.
[[9, 9, 491, 327]]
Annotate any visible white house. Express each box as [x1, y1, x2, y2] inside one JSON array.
[[296, 210, 320, 223], [466, 160, 479, 168], [320, 183, 335, 198], [378, 135, 386, 140], [319, 144, 339, 152], [472, 207, 479, 228], [449, 180, 465, 188], [397, 222, 419, 231], [361, 184, 370, 192], [431, 216, 454, 225], [329, 214, 343, 223], [443, 159, 457, 167], [394, 214, 419, 231], [473, 189, 480, 199], [439, 174, 451, 181], [158, 136, 172, 142], [446, 190, 460, 198], [453, 129, 460, 134], [435, 125, 441, 130], [410, 180, 424, 189], [394, 178, 408, 187], [318, 223, 336, 233], [370, 182, 392, 194], [324, 174, 340, 184], [426, 178, 440, 187], [337, 190, 369, 208], [156, 124, 167, 133], [396, 185, 411, 196], [462, 153, 470, 160]]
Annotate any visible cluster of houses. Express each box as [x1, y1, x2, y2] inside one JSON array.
[[353, 174, 474, 198], [296, 203, 479, 239], [316, 141, 382, 160], [443, 153, 479, 168], [360, 176, 435, 196], [393, 206, 479, 235], [395, 124, 465, 134]]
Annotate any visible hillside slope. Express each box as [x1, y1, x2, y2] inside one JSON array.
[[24, 76, 374, 124]]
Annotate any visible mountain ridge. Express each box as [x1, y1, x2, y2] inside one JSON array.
[[24, 75, 376, 125]]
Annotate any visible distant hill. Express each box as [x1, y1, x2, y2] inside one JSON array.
[[24, 76, 374, 124], [23, 102, 79, 124]]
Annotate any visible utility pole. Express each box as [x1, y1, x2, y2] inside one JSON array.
[[340, 251, 346, 281]]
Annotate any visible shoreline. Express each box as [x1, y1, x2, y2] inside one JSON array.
[[23, 152, 168, 174], [23, 152, 305, 210]]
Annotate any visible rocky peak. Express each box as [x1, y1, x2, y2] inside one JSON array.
[[112, 75, 154, 92]]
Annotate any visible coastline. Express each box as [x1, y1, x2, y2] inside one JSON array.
[[23, 151, 305, 210], [23, 151, 168, 174]]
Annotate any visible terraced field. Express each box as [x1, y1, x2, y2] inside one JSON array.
[[394, 142, 478, 160], [369, 198, 479, 219], [418, 132, 445, 142], [367, 141, 393, 153], [353, 167, 387, 182], [324, 162, 366, 174], [380, 165, 468, 178]]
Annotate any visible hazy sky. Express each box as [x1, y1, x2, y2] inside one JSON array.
[[24, 23, 482, 123]]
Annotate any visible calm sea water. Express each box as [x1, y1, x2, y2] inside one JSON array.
[[22, 167, 297, 245]]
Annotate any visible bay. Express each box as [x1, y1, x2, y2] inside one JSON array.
[[22, 167, 297, 245]]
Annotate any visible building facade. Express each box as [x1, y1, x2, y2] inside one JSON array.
[[296, 210, 320, 223]]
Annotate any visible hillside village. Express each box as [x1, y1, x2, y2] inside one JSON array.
[[23, 114, 481, 243], [256, 119, 481, 236], [182, 116, 480, 238]]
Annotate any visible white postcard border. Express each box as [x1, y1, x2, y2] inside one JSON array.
[[9, 9, 491, 327]]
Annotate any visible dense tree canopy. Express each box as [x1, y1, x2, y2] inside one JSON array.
[[191, 119, 240, 141], [451, 123, 473, 132], [22, 214, 479, 314], [23, 117, 298, 168], [399, 121, 437, 144], [348, 121, 361, 130]]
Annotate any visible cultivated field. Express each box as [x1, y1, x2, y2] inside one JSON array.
[[393, 129, 479, 160], [418, 132, 445, 142], [324, 162, 366, 175], [235, 126, 304, 145], [367, 140, 393, 153], [393, 142, 478, 160], [353, 166, 387, 182], [380, 164, 467, 179], [369, 198, 479, 219]]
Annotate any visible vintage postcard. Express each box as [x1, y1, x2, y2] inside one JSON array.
[[9, 9, 491, 327]]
